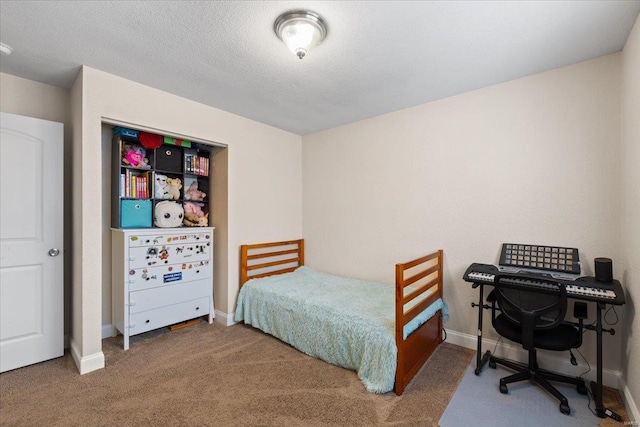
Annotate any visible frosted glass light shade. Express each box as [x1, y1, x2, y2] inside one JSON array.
[[274, 11, 327, 59]]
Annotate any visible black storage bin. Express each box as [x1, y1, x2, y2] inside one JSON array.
[[155, 145, 182, 173]]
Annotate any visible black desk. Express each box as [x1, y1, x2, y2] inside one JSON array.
[[464, 264, 626, 420]]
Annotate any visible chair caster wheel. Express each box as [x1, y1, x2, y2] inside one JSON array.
[[499, 383, 508, 394], [577, 383, 588, 395], [489, 360, 496, 369], [560, 401, 570, 415]]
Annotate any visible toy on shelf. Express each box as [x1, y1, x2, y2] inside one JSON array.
[[122, 143, 150, 169], [183, 201, 209, 227], [154, 201, 184, 228], [154, 174, 169, 199], [166, 177, 182, 200], [184, 181, 206, 201], [138, 132, 163, 150], [184, 213, 209, 227]]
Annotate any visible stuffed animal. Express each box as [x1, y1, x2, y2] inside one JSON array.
[[183, 181, 206, 201], [154, 201, 184, 228], [183, 202, 208, 227], [184, 212, 209, 227], [183, 201, 205, 217], [166, 177, 182, 200], [154, 173, 169, 199], [122, 144, 150, 169]]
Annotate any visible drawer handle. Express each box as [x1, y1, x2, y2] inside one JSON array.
[[145, 320, 150, 324], [196, 307, 200, 311]]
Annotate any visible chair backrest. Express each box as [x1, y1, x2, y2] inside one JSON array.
[[494, 277, 568, 350]]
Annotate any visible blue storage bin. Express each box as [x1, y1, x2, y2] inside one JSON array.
[[120, 200, 152, 228], [113, 126, 139, 139]]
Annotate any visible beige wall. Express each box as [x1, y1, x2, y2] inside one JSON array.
[[0, 72, 73, 342], [72, 66, 302, 373], [0, 73, 69, 123], [621, 14, 640, 421], [302, 54, 623, 378]]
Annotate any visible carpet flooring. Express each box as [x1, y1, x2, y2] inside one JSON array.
[[0, 321, 475, 427]]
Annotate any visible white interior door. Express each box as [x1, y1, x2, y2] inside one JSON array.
[[0, 112, 64, 373]]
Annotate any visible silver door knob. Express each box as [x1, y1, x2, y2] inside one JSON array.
[[48, 248, 60, 257]]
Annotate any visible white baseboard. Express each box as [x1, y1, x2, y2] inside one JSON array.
[[214, 310, 237, 326], [620, 377, 639, 422], [69, 338, 105, 375], [444, 329, 621, 388]]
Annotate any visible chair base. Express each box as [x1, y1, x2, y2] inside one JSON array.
[[489, 354, 588, 416]]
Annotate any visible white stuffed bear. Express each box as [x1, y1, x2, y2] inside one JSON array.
[[154, 173, 169, 199], [154, 201, 184, 228]]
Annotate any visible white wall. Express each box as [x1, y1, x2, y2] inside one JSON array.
[[302, 55, 623, 375], [621, 14, 640, 421], [71, 66, 302, 373], [0, 73, 73, 343]]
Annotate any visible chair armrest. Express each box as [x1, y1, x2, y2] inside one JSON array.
[[487, 290, 496, 303]]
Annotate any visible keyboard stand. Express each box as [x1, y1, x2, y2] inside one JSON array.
[[592, 302, 622, 421], [472, 282, 491, 375]]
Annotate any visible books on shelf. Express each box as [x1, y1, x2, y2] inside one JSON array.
[[184, 153, 209, 176], [121, 170, 150, 198]]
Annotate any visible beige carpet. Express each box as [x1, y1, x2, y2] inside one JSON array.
[[0, 322, 474, 427]]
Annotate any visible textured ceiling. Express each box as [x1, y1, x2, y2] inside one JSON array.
[[1, 1, 639, 135]]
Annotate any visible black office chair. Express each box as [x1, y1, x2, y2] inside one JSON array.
[[487, 277, 588, 415]]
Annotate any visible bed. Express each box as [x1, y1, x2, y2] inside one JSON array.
[[235, 239, 446, 395]]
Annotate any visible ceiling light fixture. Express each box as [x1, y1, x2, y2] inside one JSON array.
[[274, 10, 327, 60], [0, 42, 13, 56]]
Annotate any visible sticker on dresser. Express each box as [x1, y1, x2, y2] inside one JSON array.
[[128, 241, 211, 269], [128, 260, 211, 292]]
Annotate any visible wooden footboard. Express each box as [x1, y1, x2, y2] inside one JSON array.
[[240, 239, 304, 287], [395, 249, 444, 395]]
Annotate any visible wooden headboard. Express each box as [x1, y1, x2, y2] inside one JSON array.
[[240, 239, 305, 287]]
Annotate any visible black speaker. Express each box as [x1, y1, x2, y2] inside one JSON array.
[[594, 257, 613, 282]]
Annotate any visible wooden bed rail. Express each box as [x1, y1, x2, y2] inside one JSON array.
[[240, 239, 304, 287], [394, 249, 444, 395]]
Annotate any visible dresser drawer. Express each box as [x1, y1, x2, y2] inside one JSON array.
[[129, 297, 209, 336], [129, 280, 210, 314], [126, 230, 212, 247], [128, 260, 212, 292], [128, 240, 211, 269]]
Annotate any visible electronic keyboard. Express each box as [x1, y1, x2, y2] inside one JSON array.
[[463, 263, 625, 305]]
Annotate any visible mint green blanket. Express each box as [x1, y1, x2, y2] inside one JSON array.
[[235, 266, 448, 393]]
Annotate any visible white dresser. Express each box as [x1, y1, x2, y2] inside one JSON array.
[[111, 228, 214, 349]]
